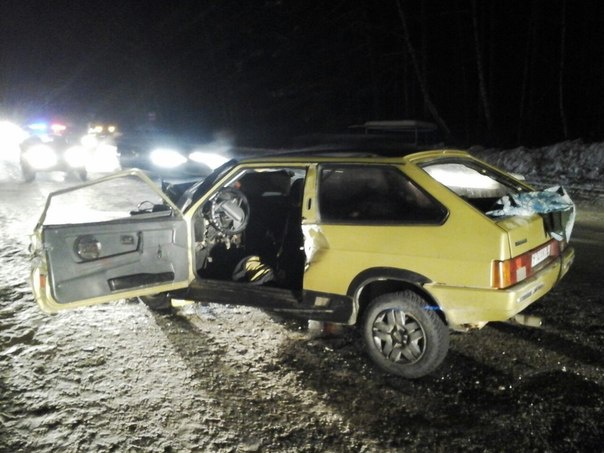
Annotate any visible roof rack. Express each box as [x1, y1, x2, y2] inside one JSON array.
[[288, 133, 430, 157], [348, 120, 438, 132]]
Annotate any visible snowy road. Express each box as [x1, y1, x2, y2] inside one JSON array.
[[1, 174, 603, 452]]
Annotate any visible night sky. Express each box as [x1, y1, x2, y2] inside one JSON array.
[[1, 0, 603, 147]]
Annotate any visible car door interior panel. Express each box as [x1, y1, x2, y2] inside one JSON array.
[[43, 218, 188, 304]]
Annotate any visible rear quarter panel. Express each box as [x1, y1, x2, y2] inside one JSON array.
[[303, 163, 510, 296]]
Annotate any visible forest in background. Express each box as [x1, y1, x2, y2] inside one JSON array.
[[1, 0, 603, 147]]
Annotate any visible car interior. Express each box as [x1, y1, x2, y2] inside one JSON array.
[[193, 167, 307, 291]]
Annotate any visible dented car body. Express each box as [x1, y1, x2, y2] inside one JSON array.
[[30, 149, 575, 378]]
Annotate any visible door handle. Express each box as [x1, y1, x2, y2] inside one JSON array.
[[75, 236, 101, 261]]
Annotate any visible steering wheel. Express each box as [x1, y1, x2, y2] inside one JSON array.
[[209, 187, 250, 235]]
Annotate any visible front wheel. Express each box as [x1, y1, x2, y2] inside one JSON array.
[[138, 293, 173, 313], [68, 168, 87, 182], [362, 291, 449, 379]]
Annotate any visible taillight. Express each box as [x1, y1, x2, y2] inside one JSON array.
[[492, 240, 560, 289]]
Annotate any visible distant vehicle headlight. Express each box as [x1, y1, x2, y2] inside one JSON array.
[[0, 120, 28, 148], [188, 151, 229, 170], [80, 134, 99, 149], [64, 146, 89, 168], [22, 144, 57, 169], [150, 148, 187, 168], [86, 144, 120, 173], [0, 121, 28, 162]]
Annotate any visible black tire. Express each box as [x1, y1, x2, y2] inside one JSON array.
[[138, 293, 173, 313], [362, 291, 449, 379], [21, 164, 35, 183], [67, 168, 87, 182], [76, 168, 88, 181]]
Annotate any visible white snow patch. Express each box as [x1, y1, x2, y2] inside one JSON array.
[[471, 139, 604, 195]]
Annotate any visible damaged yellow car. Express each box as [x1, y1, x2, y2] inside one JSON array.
[[30, 149, 575, 378]]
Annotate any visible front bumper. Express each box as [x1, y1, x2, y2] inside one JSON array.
[[426, 246, 575, 327]]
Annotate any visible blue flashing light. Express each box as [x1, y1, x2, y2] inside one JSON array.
[[28, 122, 48, 132]]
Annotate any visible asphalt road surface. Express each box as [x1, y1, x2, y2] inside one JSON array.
[[0, 173, 602, 452]]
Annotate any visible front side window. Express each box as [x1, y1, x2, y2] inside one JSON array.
[[41, 172, 168, 226], [318, 165, 446, 224]]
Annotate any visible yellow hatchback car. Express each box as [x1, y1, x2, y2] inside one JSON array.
[[30, 149, 575, 378]]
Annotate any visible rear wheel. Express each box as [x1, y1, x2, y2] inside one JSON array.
[[138, 293, 173, 313], [362, 291, 449, 378]]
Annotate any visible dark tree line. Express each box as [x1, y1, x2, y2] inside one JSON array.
[[1, 0, 603, 147]]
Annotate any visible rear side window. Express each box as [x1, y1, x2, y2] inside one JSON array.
[[318, 165, 447, 224], [422, 160, 525, 213]]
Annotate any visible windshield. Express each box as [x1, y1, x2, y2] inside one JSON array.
[[176, 159, 238, 211]]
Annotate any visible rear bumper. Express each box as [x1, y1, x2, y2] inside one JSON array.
[[426, 246, 574, 326]]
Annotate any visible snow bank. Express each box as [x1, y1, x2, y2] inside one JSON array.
[[470, 139, 604, 187]]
